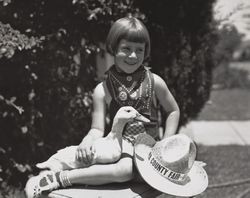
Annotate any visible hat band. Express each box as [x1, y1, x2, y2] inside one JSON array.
[[148, 151, 186, 182]]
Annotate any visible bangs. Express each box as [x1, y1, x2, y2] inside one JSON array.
[[123, 28, 149, 44]]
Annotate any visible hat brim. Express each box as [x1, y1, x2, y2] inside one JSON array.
[[134, 134, 208, 197]]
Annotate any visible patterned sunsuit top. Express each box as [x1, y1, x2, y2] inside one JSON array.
[[105, 65, 159, 144]]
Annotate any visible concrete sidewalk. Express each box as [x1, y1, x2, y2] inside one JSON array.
[[179, 120, 250, 145]]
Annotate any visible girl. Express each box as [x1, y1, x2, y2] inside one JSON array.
[[25, 16, 180, 198]]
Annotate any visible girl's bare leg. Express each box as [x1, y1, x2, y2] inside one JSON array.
[[68, 137, 135, 185], [24, 143, 142, 198], [68, 155, 134, 185]]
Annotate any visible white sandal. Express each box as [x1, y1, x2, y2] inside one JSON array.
[[25, 171, 60, 198]]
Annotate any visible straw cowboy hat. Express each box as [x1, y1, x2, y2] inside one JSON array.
[[134, 133, 208, 197]]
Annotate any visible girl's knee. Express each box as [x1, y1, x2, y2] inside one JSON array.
[[113, 158, 134, 182]]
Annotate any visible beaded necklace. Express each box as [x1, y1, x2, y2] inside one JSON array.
[[105, 65, 159, 143], [107, 65, 146, 108]]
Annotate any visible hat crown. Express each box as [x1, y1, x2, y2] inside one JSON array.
[[151, 134, 196, 174], [134, 133, 208, 196]]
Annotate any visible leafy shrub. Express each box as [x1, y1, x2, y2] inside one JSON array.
[[136, 0, 218, 125], [213, 24, 243, 65], [0, 22, 42, 58], [213, 62, 250, 89], [211, 23, 250, 89], [0, 0, 218, 189]]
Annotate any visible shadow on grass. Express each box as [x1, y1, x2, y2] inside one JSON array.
[[196, 145, 250, 198]]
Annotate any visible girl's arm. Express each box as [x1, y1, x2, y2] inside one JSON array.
[[153, 74, 180, 138], [90, 82, 106, 138], [76, 82, 106, 164]]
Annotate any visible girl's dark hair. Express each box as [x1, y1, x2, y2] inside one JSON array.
[[106, 17, 151, 60]]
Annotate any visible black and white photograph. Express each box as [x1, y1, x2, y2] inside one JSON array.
[[0, 0, 250, 197]]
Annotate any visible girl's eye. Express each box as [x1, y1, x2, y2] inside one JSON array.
[[122, 47, 130, 51], [136, 48, 144, 53]]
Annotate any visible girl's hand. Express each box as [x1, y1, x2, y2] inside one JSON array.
[[75, 135, 95, 166]]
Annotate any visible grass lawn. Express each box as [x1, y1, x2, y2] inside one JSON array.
[[196, 88, 250, 121], [191, 88, 250, 197], [193, 88, 250, 197], [196, 145, 250, 198]]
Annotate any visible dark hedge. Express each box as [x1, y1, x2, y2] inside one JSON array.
[[0, 0, 218, 188]]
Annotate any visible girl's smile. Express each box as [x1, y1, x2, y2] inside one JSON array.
[[114, 39, 145, 74]]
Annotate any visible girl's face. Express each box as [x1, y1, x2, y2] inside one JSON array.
[[114, 39, 145, 74]]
